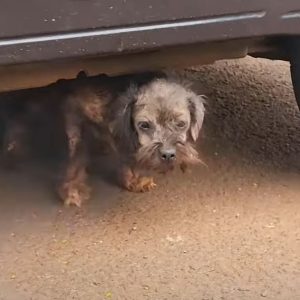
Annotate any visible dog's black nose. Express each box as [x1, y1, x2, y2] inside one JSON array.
[[160, 149, 176, 161]]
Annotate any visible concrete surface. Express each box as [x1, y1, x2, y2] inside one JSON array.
[[0, 57, 299, 300]]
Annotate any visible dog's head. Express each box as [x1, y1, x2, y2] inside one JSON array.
[[114, 78, 205, 172]]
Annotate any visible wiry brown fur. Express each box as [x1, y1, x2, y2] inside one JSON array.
[[0, 72, 206, 207], [59, 72, 206, 207]]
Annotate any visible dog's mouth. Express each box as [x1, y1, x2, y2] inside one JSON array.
[[135, 141, 201, 172], [157, 161, 175, 174]]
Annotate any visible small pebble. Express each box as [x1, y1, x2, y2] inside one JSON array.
[[264, 224, 275, 228], [261, 290, 268, 297], [105, 291, 112, 298]]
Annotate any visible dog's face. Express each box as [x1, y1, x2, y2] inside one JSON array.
[[115, 78, 205, 172]]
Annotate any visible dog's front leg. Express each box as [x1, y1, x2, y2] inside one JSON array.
[[58, 114, 91, 207], [118, 163, 156, 193]]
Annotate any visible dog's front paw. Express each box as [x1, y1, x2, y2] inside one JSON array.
[[58, 181, 91, 207], [126, 176, 156, 193]]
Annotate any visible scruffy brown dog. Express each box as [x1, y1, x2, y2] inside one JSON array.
[[59, 72, 206, 207]]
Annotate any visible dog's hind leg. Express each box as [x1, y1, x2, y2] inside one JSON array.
[[57, 113, 91, 207]]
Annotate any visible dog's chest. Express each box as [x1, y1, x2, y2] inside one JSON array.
[[84, 121, 116, 156]]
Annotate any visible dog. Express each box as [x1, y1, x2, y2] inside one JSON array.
[[58, 72, 206, 207]]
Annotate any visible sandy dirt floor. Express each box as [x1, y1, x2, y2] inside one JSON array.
[[0, 57, 299, 300]]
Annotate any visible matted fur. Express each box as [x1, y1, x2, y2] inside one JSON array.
[[0, 72, 206, 207], [59, 72, 206, 206]]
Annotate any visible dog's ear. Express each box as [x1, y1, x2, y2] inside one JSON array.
[[188, 95, 206, 142], [112, 84, 139, 151]]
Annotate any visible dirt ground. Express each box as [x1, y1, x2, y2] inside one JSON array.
[[0, 57, 299, 300]]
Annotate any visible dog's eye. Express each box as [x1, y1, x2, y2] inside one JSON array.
[[138, 121, 150, 130], [176, 121, 186, 128]]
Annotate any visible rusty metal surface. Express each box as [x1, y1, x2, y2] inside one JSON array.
[[0, 0, 300, 65]]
